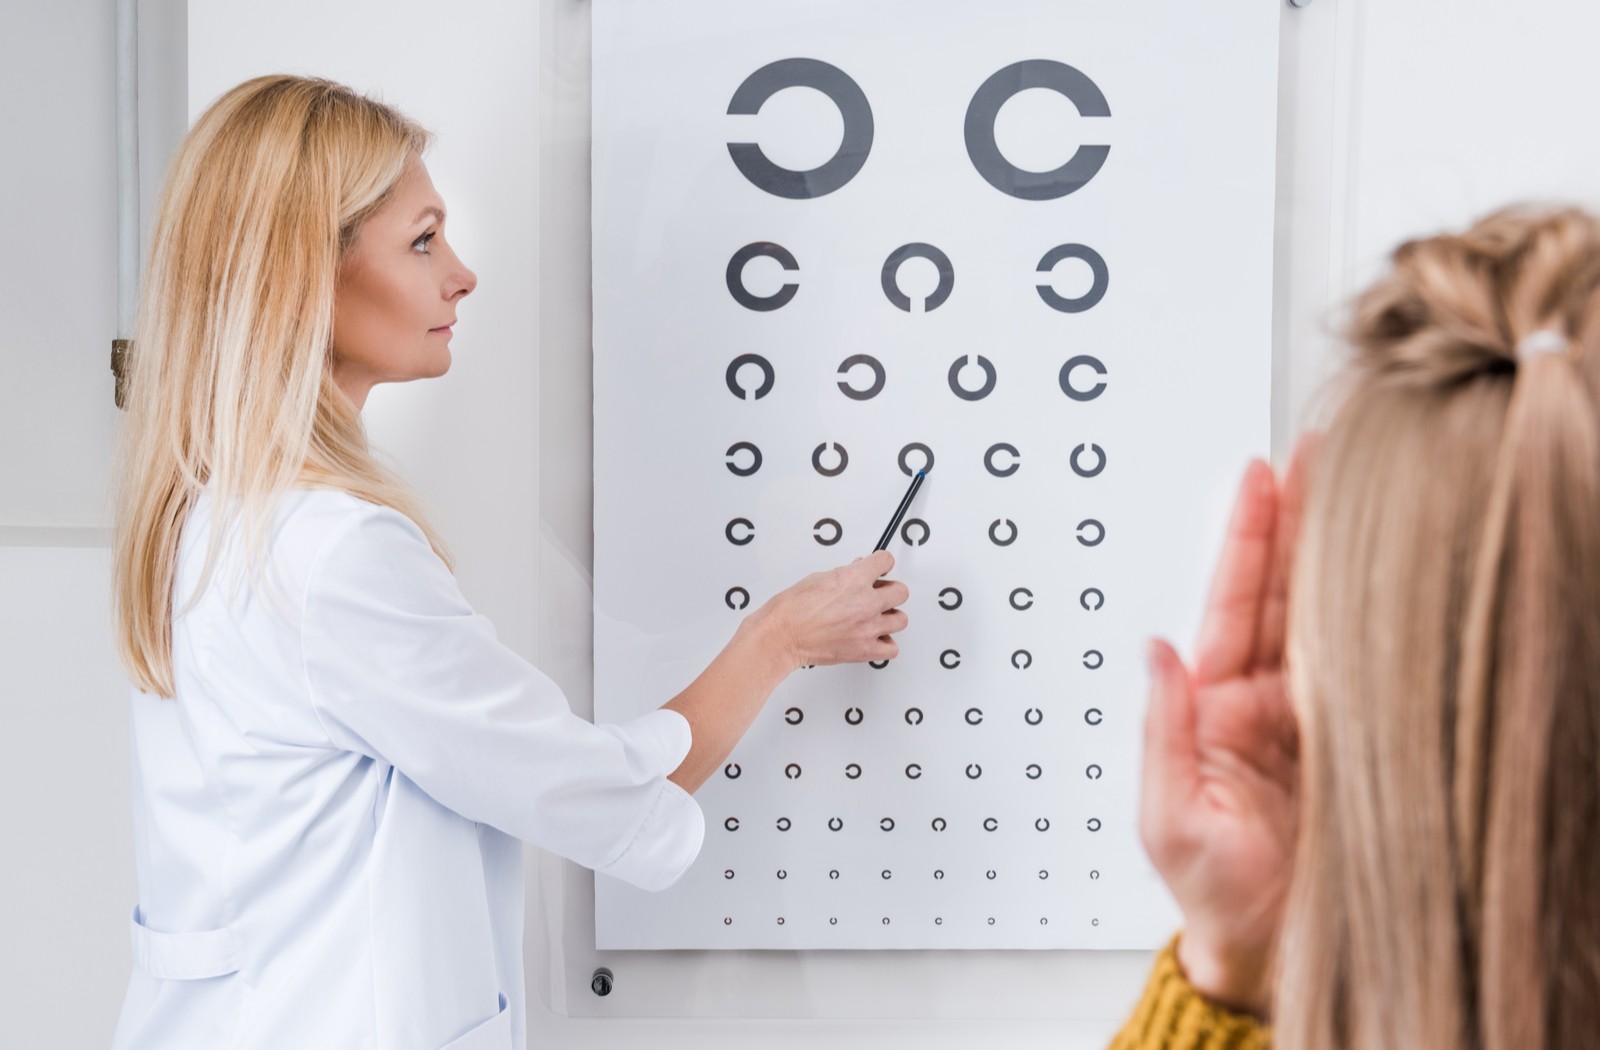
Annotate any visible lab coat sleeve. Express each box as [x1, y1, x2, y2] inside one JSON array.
[[299, 502, 704, 892]]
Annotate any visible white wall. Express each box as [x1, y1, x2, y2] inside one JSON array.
[[0, 1, 183, 1045], [0, 0, 185, 536], [6, 0, 1600, 1046]]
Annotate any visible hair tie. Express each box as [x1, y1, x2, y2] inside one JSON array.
[[1516, 329, 1569, 361]]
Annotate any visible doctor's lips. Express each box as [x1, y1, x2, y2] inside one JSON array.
[[428, 320, 456, 334]]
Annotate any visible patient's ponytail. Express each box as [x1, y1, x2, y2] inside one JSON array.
[[1278, 206, 1600, 1050]]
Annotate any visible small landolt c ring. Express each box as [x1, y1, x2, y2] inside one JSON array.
[[1024, 708, 1043, 725], [837, 353, 886, 400], [882, 242, 955, 312], [845, 707, 864, 725], [829, 817, 844, 831], [725, 441, 763, 477], [938, 587, 963, 610], [898, 442, 935, 477], [1059, 355, 1108, 402], [725, 518, 755, 545], [966, 764, 983, 779], [1012, 649, 1033, 669], [1070, 442, 1106, 478], [1009, 587, 1033, 610], [1082, 649, 1104, 670], [905, 763, 922, 779], [724, 763, 742, 779], [1025, 763, 1042, 779], [984, 442, 1020, 477], [784, 763, 802, 779], [812, 442, 849, 476], [1085, 708, 1104, 726], [948, 355, 997, 401], [990, 519, 1019, 546], [1036, 243, 1110, 314], [725, 587, 750, 610], [845, 763, 862, 779], [725, 817, 740, 831], [965, 707, 984, 725], [725, 352, 776, 400], [983, 817, 999, 831], [901, 518, 931, 546], [725, 241, 800, 311], [905, 707, 924, 725], [813, 518, 843, 546], [1080, 587, 1105, 611], [940, 649, 962, 669], [1076, 519, 1105, 547], [784, 707, 803, 724]]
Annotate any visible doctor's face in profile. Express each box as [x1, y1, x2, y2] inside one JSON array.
[[331, 154, 478, 409]]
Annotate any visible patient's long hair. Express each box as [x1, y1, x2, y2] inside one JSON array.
[[1278, 206, 1600, 1050], [113, 75, 451, 698]]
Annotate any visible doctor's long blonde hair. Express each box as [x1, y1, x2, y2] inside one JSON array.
[[114, 75, 451, 698], [1277, 206, 1600, 1049]]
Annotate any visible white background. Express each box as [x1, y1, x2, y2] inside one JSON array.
[[8, 0, 1600, 1045]]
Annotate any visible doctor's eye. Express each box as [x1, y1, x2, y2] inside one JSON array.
[[411, 231, 436, 254]]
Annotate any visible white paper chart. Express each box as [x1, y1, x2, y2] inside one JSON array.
[[592, 1, 1278, 950]]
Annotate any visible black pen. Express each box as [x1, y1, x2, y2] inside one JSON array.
[[873, 470, 926, 552]]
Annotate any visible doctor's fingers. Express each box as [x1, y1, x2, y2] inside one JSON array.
[[851, 549, 895, 580], [871, 578, 910, 610], [879, 608, 910, 636]]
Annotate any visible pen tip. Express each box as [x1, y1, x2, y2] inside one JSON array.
[[916, 470, 926, 478]]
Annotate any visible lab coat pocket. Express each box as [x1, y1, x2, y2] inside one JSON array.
[[127, 906, 240, 980], [437, 993, 511, 1050]]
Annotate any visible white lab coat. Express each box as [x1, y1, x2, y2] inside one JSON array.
[[111, 489, 705, 1049]]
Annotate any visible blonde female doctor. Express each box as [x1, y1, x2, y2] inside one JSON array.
[[109, 75, 909, 1050]]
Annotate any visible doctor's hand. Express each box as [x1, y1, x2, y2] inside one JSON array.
[[662, 550, 908, 794], [762, 549, 909, 668], [1138, 447, 1310, 1021]]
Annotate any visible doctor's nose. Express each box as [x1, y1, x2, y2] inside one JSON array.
[[445, 246, 478, 300]]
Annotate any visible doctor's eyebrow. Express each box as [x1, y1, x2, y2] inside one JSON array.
[[412, 205, 446, 226]]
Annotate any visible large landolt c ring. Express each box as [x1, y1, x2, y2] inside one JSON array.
[[727, 58, 875, 199], [965, 59, 1111, 201]]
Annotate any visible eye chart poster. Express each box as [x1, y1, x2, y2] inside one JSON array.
[[592, 1, 1278, 950]]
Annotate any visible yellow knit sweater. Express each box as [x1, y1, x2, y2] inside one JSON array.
[[1109, 937, 1272, 1050]]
